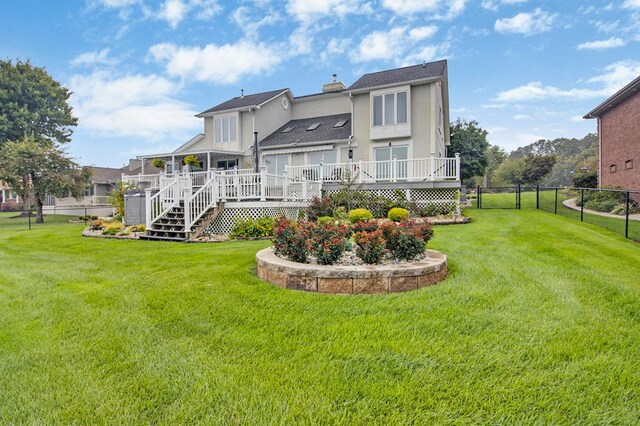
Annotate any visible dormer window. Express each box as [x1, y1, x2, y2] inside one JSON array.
[[215, 114, 237, 143], [307, 122, 321, 131], [373, 90, 408, 127]]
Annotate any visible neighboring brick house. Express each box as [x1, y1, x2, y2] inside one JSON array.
[[584, 75, 640, 190], [0, 182, 22, 212]]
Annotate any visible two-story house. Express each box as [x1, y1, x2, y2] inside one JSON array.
[[584, 74, 640, 191], [127, 60, 460, 240]]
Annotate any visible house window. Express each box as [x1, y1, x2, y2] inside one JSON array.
[[264, 155, 289, 176], [215, 115, 237, 143], [374, 146, 408, 180], [610, 164, 617, 173], [625, 160, 633, 170], [308, 150, 338, 180], [217, 159, 237, 170], [372, 91, 408, 127]]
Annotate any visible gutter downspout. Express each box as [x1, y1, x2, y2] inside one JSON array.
[[254, 131, 260, 173]]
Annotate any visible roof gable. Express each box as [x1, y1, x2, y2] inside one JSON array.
[[197, 88, 290, 116], [346, 60, 446, 92], [584, 75, 640, 119]]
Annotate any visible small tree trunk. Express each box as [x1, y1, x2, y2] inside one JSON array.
[[36, 198, 44, 223]]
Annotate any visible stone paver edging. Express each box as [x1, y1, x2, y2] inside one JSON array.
[[256, 247, 448, 294]]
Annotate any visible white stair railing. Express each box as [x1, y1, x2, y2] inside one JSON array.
[[184, 175, 219, 232], [145, 179, 180, 229]]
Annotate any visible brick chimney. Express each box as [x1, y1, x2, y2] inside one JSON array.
[[322, 73, 346, 93]]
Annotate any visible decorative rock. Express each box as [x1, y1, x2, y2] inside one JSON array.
[[256, 247, 448, 294]]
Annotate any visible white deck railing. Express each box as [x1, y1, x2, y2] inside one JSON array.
[[286, 155, 460, 183], [145, 168, 322, 230]]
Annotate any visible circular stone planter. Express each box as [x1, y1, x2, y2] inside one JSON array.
[[256, 248, 448, 294]]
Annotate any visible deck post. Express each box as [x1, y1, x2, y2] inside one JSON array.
[[184, 190, 191, 232], [260, 166, 267, 201], [430, 156, 436, 180], [358, 158, 364, 183], [144, 188, 152, 229], [302, 179, 308, 201], [319, 162, 324, 182], [219, 172, 227, 202], [282, 171, 288, 201], [455, 153, 461, 180], [392, 156, 397, 182]]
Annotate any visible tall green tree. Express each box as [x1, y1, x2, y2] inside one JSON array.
[[449, 119, 489, 182], [483, 145, 507, 187], [0, 59, 78, 147], [0, 137, 91, 223]]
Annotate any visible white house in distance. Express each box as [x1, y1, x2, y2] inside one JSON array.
[[125, 60, 460, 241]]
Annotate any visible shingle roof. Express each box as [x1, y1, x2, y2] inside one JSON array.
[[584, 74, 640, 119], [260, 113, 351, 148], [197, 88, 289, 116], [87, 166, 123, 183], [346, 60, 447, 92]]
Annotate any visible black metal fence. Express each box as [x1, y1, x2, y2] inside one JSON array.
[[469, 186, 640, 242]]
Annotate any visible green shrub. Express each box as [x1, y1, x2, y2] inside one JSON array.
[[102, 221, 124, 236], [273, 218, 311, 263], [309, 222, 349, 265], [354, 230, 386, 264], [307, 197, 334, 222], [230, 217, 276, 239], [131, 224, 145, 233], [378, 220, 427, 261], [388, 207, 410, 222], [317, 216, 335, 225], [348, 208, 373, 223], [183, 155, 200, 167]]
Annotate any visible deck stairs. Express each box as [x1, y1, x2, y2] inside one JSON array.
[[140, 202, 224, 242]]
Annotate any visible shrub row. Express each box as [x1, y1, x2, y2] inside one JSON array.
[[273, 216, 434, 265]]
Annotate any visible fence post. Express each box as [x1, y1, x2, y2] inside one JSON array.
[[554, 188, 558, 214], [477, 186, 481, 209], [260, 166, 267, 201], [536, 186, 540, 210], [625, 191, 630, 239], [580, 189, 584, 222]]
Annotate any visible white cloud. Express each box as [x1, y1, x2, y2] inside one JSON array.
[[593, 20, 619, 33], [351, 26, 447, 63], [230, 6, 280, 38], [513, 114, 531, 120], [69, 71, 198, 139], [382, 0, 466, 19], [156, 0, 221, 28], [577, 37, 625, 50], [149, 41, 283, 84], [70, 48, 117, 67], [623, 0, 640, 9], [495, 60, 640, 102], [481, 0, 526, 12], [94, 0, 139, 8], [287, 0, 371, 23], [495, 8, 556, 35], [409, 25, 438, 41], [319, 38, 351, 63], [351, 27, 407, 62]]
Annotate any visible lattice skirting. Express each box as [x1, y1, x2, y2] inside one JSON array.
[[322, 188, 459, 208], [205, 202, 307, 235]]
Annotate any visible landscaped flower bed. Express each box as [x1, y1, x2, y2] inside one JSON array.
[[258, 209, 449, 293]]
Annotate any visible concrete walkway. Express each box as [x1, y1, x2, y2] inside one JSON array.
[[563, 197, 640, 220]]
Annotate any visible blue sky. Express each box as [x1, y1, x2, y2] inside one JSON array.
[[2, 0, 640, 168]]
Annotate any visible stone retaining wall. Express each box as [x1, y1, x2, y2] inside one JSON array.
[[256, 248, 448, 294]]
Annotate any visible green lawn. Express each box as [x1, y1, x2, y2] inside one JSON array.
[[1, 210, 639, 424], [474, 189, 640, 242]]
